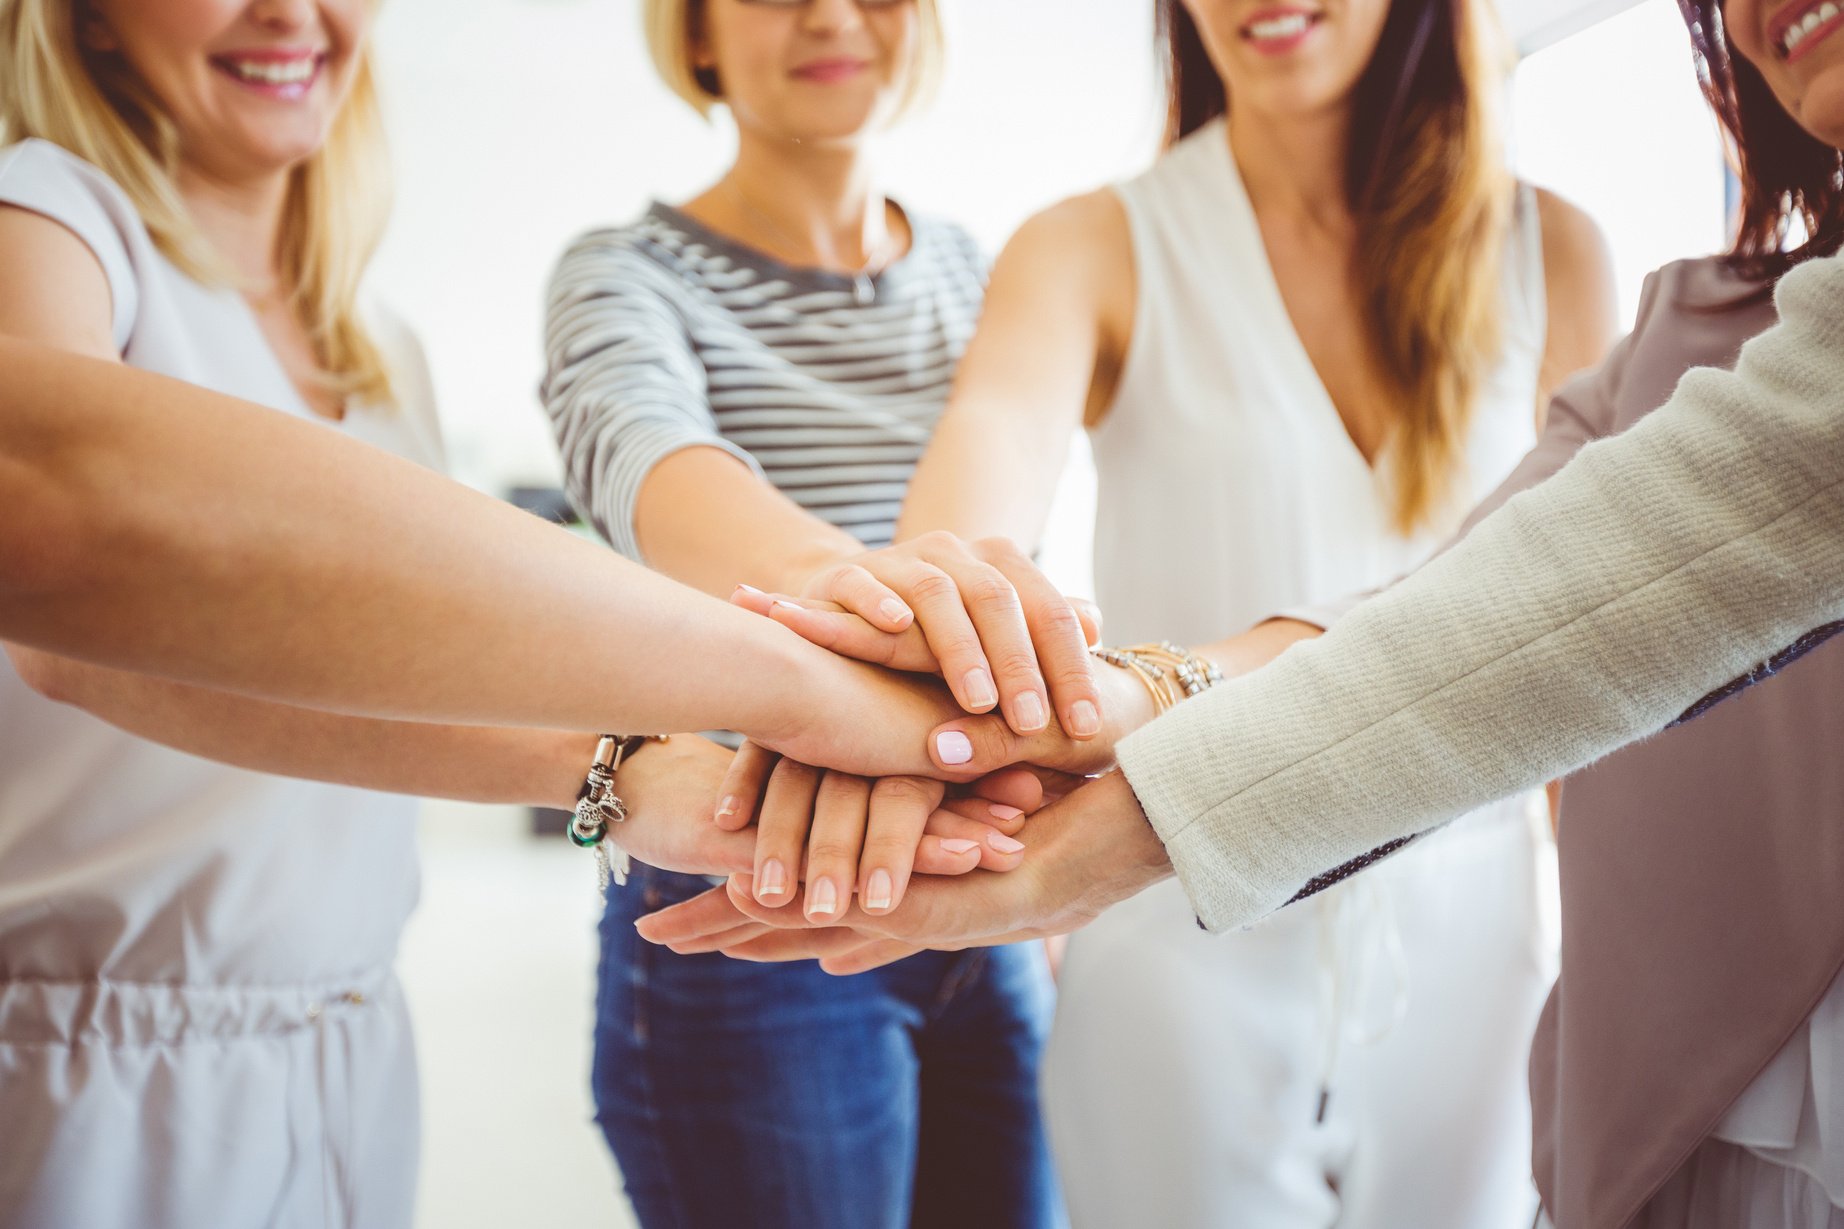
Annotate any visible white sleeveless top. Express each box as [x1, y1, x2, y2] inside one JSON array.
[[0, 139, 444, 1003], [1092, 118, 1547, 643]]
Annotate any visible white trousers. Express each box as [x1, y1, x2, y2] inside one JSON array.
[[0, 967, 419, 1229], [1043, 798, 1555, 1229]]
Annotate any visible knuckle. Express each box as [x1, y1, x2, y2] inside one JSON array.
[[962, 566, 1020, 611], [817, 771, 870, 804], [870, 775, 934, 807], [806, 838, 860, 866], [915, 529, 962, 556], [769, 758, 820, 790], [905, 568, 961, 607], [974, 535, 1029, 567]]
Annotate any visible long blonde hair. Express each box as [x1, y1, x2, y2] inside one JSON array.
[[1160, 0, 1515, 534], [0, 0, 397, 404]]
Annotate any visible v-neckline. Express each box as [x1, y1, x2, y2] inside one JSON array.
[[1202, 120, 1382, 477], [228, 289, 349, 424]]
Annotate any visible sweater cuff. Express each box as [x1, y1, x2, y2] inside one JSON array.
[[1273, 596, 1364, 633]]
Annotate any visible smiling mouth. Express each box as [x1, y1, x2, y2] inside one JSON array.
[[1777, 0, 1842, 60], [1241, 10, 1324, 44], [210, 52, 327, 95]]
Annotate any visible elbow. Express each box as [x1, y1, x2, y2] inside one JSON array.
[[6, 644, 79, 706]]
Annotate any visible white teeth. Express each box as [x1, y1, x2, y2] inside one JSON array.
[[1249, 13, 1311, 39], [226, 58, 316, 86], [1783, 1, 1840, 54]]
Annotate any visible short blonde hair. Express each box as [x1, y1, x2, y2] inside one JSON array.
[[645, 0, 945, 122], [0, 0, 397, 405]]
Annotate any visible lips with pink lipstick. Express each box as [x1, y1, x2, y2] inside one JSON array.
[[791, 57, 869, 84], [1240, 6, 1324, 53], [209, 47, 327, 101], [1774, 0, 1842, 61]]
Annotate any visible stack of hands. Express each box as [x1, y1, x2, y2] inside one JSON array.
[[613, 532, 1184, 973]]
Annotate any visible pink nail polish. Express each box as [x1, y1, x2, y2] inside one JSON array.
[[939, 839, 980, 855], [936, 731, 974, 765], [989, 803, 1024, 821], [987, 832, 1026, 854]]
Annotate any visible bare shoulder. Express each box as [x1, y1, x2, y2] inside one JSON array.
[[1530, 187, 1619, 381], [1532, 186, 1616, 305], [1005, 188, 1131, 264], [992, 189, 1134, 340]]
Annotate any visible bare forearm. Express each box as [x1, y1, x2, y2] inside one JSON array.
[[12, 646, 594, 807], [633, 446, 862, 596], [0, 339, 820, 740]]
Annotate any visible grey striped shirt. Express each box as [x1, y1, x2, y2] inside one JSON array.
[[541, 202, 987, 562]]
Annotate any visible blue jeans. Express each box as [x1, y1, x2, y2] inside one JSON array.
[[594, 862, 1064, 1229]]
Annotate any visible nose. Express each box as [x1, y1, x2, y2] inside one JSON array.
[[243, 0, 316, 35], [803, 0, 867, 37]]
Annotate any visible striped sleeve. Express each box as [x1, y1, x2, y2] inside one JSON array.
[[541, 230, 766, 561]]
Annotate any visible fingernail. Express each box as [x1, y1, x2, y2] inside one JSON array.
[[989, 803, 1024, 821], [936, 731, 973, 765], [773, 599, 803, 613], [940, 838, 980, 855], [1015, 690, 1047, 731], [807, 877, 839, 918], [736, 583, 765, 596], [879, 598, 910, 625], [758, 859, 788, 901], [1069, 699, 1101, 737], [987, 832, 1026, 854], [716, 795, 739, 821], [963, 668, 997, 710], [865, 869, 894, 911]]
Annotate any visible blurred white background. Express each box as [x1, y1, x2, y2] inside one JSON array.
[[376, 1, 1731, 1225]]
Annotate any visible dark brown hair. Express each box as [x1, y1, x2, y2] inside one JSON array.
[[1156, 0, 1515, 534], [1675, 0, 1844, 282]]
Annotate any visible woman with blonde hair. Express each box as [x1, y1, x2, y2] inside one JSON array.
[[0, 1, 1028, 1225], [539, 0, 1073, 1225]]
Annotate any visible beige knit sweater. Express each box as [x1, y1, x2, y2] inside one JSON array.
[[1115, 253, 1844, 934]]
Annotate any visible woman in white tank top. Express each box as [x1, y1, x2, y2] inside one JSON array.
[[733, 0, 1621, 1223]]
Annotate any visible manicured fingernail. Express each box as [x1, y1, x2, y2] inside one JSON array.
[[1014, 690, 1047, 732], [987, 832, 1026, 854], [758, 859, 788, 901], [865, 869, 894, 911], [940, 839, 980, 855], [963, 668, 997, 710], [879, 598, 911, 625], [736, 583, 765, 596], [989, 803, 1024, 821], [807, 877, 839, 918], [1069, 699, 1101, 737], [716, 795, 739, 821], [936, 731, 973, 765], [773, 599, 803, 613]]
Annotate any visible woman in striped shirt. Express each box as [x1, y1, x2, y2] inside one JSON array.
[[540, 2, 1081, 1225]]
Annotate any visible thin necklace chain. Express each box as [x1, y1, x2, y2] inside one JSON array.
[[726, 179, 896, 293]]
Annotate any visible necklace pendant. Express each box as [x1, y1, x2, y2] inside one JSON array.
[[852, 273, 875, 306]]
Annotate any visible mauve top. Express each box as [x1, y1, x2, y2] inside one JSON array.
[[1450, 256, 1844, 1227]]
